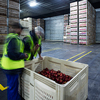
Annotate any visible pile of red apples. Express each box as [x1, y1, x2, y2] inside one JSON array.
[[38, 68, 73, 84]]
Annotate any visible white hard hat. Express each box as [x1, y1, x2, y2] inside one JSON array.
[[35, 26, 44, 36]]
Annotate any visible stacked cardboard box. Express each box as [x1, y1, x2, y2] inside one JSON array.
[[0, 35, 6, 44], [9, 0, 19, 33], [63, 14, 68, 42], [79, 1, 87, 44], [0, 0, 20, 53], [70, 2, 78, 44], [37, 19, 44, 29], [66, 25, 71, 43], [87, 0, 96, 44], [79, 0, 96, 45], [0, 0, 7, 44], [20, 18, 32, 31], [32, 18, 45, 30], [32, 19, 37, 30], [28, 18, 32, 31]]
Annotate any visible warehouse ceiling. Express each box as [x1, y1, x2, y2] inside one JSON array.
[[20, 0, 100, 19]]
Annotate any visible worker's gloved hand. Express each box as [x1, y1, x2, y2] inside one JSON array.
[[35, 44, 39, 51], [24, 53, 28, 58], [39, 55, 43, 60]]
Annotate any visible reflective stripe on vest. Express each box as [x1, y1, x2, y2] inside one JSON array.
[[24, 35, 34, 60], [34, 36, 42, 58], [1, 33, 24, 70]]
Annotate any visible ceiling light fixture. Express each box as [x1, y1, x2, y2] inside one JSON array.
[[29, 0, 38, 7], [20, 10, 22, 12]]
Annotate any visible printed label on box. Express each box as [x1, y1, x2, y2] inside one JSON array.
[[79, 27, 87, 32], [79, 23, 87, 27], [70, 11, 77, 15], [79, 32, 87, 35], [79, 14, 87, 18], [79, 36, 86, 40], [71, 28, 77, 32], [70, 15, 77, 19], [79, 18, 87, 23], [70, 2, 77, 7], [79, 0, 87, 5], [67, 40, 70, 42], [35, 79, 56, 100], [71, 32, 77, 35], [71, 36, 77, 39], [70, 7, 77, 11], [79, 9, 87, 14], [79, 5, 87, 9], [71, 20, 77, 23]]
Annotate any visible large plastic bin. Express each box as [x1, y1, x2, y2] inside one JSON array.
[[20, 56, 88, 100]]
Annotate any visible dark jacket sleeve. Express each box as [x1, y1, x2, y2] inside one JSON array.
[[23, 37, 31, 52], [7, 38, 26, 60], [30, 31, 38, 45], [30, 31, 42, 55], [38, 45, 41, 55]]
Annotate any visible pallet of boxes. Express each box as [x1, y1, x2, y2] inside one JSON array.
[[79, 0, 96, 45], [70, 0, 96, 45], [20, 56, 88, 100], [63, 14, 68, 43], [66, 25, 71, 43], [0, 0, 7, 55], [70, 2, 78, 44], [9, 0, 19, 33], [0, 35, 5, 56], [0, 0, 20, 55], [32, 18, 37, 30]]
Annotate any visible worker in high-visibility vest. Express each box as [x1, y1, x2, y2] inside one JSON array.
[[23, 26, 44, 60], [1, 23, 28, 100]]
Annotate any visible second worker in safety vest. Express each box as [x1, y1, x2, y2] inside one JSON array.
[[23, 26, 44, 60]]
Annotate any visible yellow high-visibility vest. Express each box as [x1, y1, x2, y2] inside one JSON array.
[[1, 33, 24, 70], [24, 35, 34, 60]]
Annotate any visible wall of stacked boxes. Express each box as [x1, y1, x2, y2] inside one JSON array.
[[63, 0, 96, 45], [0, 0, 7, 44], [9, 0, 19, 33], [0, 0, 20, 55]]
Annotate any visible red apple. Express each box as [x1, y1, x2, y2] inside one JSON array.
[[59, 80, 63, 84], [60, 73, 63, 77], [46, 71, 49, 74]]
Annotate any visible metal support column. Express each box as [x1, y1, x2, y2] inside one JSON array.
[[19, 0, 20, 22]]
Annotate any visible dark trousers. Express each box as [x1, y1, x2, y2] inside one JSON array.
[[6, 74, 21, 100]]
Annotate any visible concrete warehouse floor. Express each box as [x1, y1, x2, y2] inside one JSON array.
[[0, 41, 100, 100]]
